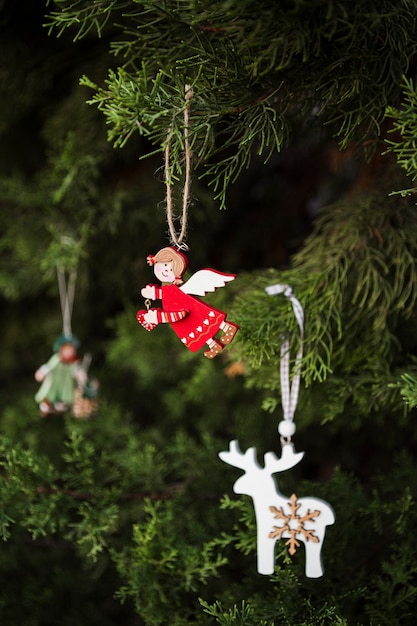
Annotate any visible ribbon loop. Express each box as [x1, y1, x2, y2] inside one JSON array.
[[57, 267, 77, 338], [266, 283, 304, 437]]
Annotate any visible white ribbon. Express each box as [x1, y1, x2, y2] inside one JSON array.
[[57, 267, 77, 338], [265, 284, 304, 424]]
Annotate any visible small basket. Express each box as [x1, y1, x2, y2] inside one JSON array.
[[72, 381, 99, 419]]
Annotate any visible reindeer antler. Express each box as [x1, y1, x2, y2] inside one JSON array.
[[264, 443, 305, 473], [218, 440, 261, 470], [219, 440, 304, 474]]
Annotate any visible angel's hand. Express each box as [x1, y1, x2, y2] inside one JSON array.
[[144, 310, 158, 325], [141, 285, 155, 299]]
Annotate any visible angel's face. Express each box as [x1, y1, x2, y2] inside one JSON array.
[[154, 261, 175, 283]]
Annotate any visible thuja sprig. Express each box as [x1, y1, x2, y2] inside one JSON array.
[[47, 0, 417, 208], [385, 76, 417, 189], [233, 192, 417, 390]]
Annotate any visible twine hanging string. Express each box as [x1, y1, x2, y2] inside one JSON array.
[[164, 85, 193, 250], [265, 284, 304, 444], [56, 267, 77, 338]]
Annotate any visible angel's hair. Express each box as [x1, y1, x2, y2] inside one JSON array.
[[152, 247, 187, 285]]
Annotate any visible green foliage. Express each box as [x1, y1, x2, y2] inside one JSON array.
[[199, 597, 347, 626], [113, 499, 228, 625], [394, 370, 417, 408], [105, 305, 266, 445], [232, 190, 417, 427], [199, 599, 271, 626], [48, 0, 417, 207], [364, 543, 417, 625], [4, 0, 417, 624], [5, 390, 417, 625], [385, 76, 417, 189], [0, 85, 112, 295]]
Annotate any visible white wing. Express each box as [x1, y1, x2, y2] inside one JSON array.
[[180, 269, 236, 296]]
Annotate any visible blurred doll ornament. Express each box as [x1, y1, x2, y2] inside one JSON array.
[[136, 247, 238, 358], [34, 265, 98, 417], [35, 334, 85, 417]]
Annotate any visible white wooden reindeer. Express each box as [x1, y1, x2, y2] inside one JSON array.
[[219, 440, 335, 578]]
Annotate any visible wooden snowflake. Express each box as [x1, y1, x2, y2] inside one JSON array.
[[269, 493, 320, 556]]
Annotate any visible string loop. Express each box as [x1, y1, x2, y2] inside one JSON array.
[[164, 85, 193, 249]]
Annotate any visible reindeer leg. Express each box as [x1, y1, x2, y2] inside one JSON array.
[[257, 516, 276, 575], [304, 540, 325, 578]]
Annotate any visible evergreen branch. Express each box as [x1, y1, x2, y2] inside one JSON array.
[[81, 63, 290, 207], [34, 482, 205, 501], [200, 599, 267, 625], [48, 0, 417, 206], [385, 76, 417, 181], [391, 371, 417, 408], [233, 192, 417, 392], [203, 97, 289, 209], [46, 0, 130, 40]]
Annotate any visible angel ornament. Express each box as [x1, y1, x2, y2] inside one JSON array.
[[136, 247, 238, 358]]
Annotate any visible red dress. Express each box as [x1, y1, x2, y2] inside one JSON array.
[[156, 284, 225, 351]]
